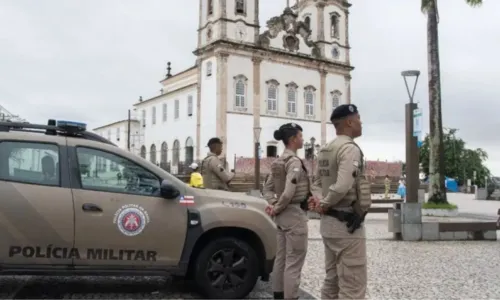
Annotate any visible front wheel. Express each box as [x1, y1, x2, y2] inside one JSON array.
[[193, 237, 259, 299]]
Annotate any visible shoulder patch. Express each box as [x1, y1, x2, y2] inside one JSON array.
[[293, 167, 300, 172]]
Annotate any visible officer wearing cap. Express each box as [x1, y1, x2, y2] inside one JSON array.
[[200, 137, 234, 190], [308, 104, 371, 299], [262, 123, 309, 300]]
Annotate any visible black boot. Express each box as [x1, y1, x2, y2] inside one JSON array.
[[273, 292, 284, 299]]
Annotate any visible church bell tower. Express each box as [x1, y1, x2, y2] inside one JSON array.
[[197, 0, 260, 49]]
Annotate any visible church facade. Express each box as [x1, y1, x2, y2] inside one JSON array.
[[94, 0, 353, 172]]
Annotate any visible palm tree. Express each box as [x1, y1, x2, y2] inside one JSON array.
[[421, 0, 482, 204]]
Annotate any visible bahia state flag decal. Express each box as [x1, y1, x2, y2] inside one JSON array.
[[179, 195, 195, 205]]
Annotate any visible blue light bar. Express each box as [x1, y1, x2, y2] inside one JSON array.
[[57, 120, 87, 131]]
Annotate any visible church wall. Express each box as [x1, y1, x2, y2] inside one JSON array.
[[323, 5, 348, 63], [226, 55, 254, 113], [260, 60, 321, 121], [298, 5, 318, 38], [325, 72, 348, 141], [200, 56, 218, 156], [323, 5, 346, 43], [226, 22, 258, 44], [225, 113, 321, 169], [225, 0, 257, 21], [226, 113, 253, 169], [136, 86, 197, 166], [267, 31, 316, 57]]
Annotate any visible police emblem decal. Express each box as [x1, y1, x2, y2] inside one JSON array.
[[113, 204, 150, 237], [348, 105, 354, 112]]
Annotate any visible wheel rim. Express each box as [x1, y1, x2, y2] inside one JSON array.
[[206, 248, 249, 292]]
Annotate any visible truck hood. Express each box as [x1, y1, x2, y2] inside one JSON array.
[[196, 189, 268, 210]]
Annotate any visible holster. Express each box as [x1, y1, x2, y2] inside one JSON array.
[[325, 209, 355, 223], [346, 211, 367, 234], [300, 192, 312, 212]]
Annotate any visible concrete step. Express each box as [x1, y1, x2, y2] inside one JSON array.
[[369, 206, 390, 213], [372, 199, 402, 204]]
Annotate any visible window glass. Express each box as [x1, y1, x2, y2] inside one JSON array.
[[76, 147, 160, 197], [0, 142, 60, 186]]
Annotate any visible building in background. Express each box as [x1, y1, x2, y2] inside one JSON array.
[[0, 104, 26, 123], [95, 0, 353, 173], [92, 119, 141, 154]]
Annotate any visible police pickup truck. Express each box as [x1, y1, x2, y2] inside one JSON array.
[[0, 120, 277, 299]]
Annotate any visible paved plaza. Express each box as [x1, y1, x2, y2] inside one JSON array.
[[1, 194, 499, 299]]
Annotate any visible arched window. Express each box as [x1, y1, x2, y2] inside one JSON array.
[[151, 106, 156, 125], [185, 137, 194, 165], [304, 86, 316, 116], [286, 82, 298, 115], [330, 12, 340, 38], [160, 142, 168, 169], [150, 144, 157, 164], [266, 79, 279, 113], [173, 140, 180, 165], [235, 0, 246, 15], [331, 90, 342, 109], [208, 0, 213, 15], [234, 74, 248, 111], [140, 145, 146, 159], [206, 61, 212, 77]]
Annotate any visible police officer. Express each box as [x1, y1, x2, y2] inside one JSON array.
[[309, 104, 371, 300], [263, 123, 309, 300], [201, 137, 234, 190]]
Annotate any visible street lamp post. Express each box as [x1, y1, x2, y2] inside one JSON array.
[[253, 127, 262, 190], [401, 70, 420, 203]]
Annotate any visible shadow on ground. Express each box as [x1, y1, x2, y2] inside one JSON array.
[[0, 276, 316, 299]]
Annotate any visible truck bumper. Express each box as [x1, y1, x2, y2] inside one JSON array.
[[261, 257, 275, 282]]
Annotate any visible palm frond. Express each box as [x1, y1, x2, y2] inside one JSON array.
[[421, 0, 433, 12], [465, 0, 483, 7]]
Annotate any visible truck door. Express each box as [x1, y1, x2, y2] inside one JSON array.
[[0, 136, 75, 266], [67, 142, 188, 268]]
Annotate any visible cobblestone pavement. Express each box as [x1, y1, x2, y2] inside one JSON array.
[[0, 275, 316, 299], [304, 215, 500, 299], [1, 193, 498, 299]]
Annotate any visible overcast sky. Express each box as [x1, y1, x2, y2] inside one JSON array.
[[1, 0, 499, 174]]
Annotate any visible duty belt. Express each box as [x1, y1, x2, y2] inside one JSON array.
[[325, 209, 355, 222]]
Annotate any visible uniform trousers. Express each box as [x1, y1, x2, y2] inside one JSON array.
[[320, 215, 367, 300], [272, 205, 308, 299]]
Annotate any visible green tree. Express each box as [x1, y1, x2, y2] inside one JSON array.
[[419, 128, 490, 188], [421, 0, 483, 204]]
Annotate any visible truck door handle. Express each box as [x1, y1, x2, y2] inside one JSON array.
[[82, 203, 102, 212]]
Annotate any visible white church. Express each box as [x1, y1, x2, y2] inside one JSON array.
[[93, 0, 353, 172]]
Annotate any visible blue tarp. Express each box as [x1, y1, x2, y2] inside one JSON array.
[[423, 177, 459, 192], [445, 177, 458, 192]]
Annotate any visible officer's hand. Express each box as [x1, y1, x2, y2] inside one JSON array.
[[314, 204, 326, 214], [265, 205, 275, 216], [308, 196, 318, 210]]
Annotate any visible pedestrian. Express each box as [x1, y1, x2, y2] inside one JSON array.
[[188, 162, 204, 188], [397, 179, 406, 200], [200, 137, 234, 190], [384, 175, 391, 199], [262, 123, 309, 300], [308, 104, 371, 300]]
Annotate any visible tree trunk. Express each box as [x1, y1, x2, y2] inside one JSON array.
[[426, 0, 447, 204]]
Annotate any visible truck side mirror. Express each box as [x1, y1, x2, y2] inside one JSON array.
[[160, 180, 180, 199]]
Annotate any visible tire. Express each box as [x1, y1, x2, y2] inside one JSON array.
[[193, 237, 259, 299]]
